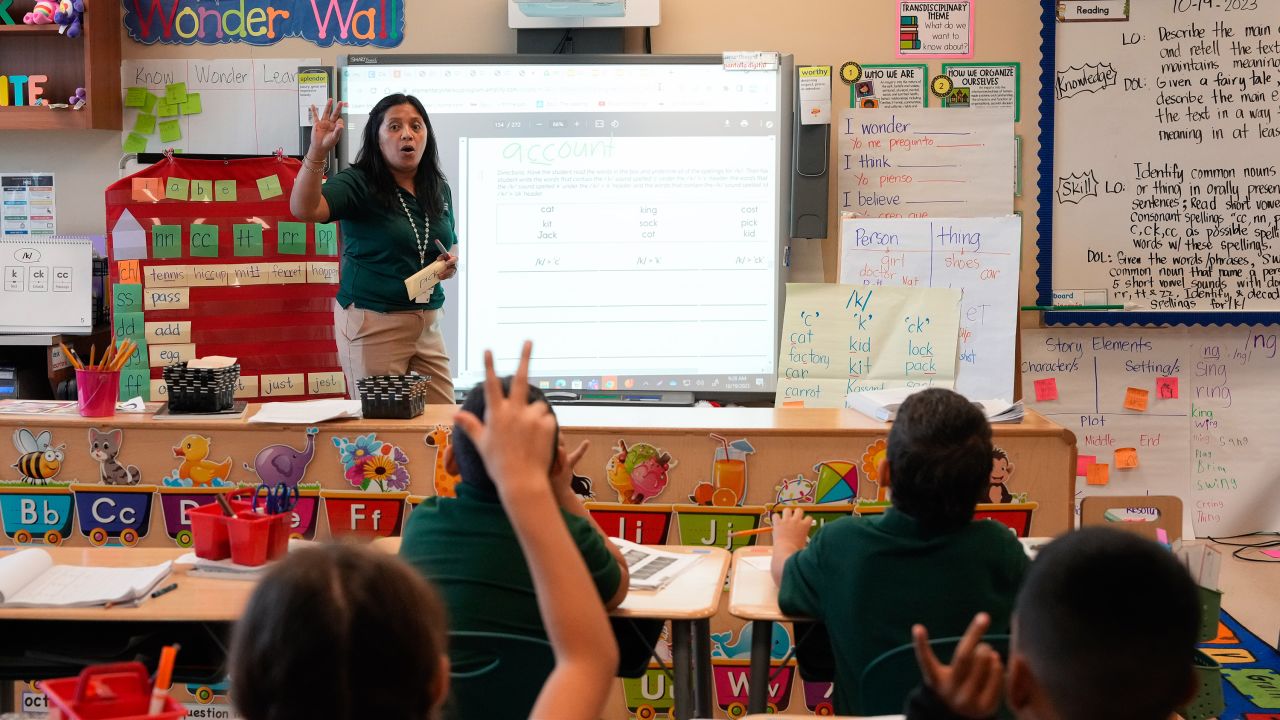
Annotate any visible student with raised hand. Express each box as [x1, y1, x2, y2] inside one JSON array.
[[906, 526, 1202, 720], [770, 388, 1029, 715], [452, 341, 618, 719]]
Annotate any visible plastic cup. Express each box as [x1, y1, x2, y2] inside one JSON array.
[[75, 369, 120, 417]]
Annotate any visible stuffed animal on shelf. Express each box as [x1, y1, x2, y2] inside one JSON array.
[[54, 0, 83, 37], [69, 87, 85, 109], [24, 0, 58, 24]]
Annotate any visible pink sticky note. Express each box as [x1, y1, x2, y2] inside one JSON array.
[[1157, 376, 1179, 399], [1077, 455, 1097, 477], [1033, 378, 1059, 402], [1263, 548, 1280, 559], [1156, 528, 1169, 545]]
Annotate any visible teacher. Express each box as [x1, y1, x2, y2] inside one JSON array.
[[291, 95, 458, 404]]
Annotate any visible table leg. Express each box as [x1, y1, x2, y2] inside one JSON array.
[[672, 620, 694, 720], [692, 617, 714, 718], [747, 619, 771, 713]]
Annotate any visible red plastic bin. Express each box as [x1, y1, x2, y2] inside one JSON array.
[[39, 662, 186, 720], [189, 489, 290, 566]]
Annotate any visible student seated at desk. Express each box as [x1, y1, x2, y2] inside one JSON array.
[[397, 350, 662, 712], [229, 342, 618, 720], [907, 527, 1200, 720], [771, 388, 1029, 715]]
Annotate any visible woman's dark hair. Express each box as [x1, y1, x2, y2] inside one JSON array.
[[230, 544, 448, 720], [354, 93, 448, 218]]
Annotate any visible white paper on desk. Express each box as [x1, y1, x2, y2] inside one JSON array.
[[111, 209, 148, 261], [0, 549, 171, 607], [610, 538, 700, 590], [740, 555, 775, 573], [249, 399, 361, 424]]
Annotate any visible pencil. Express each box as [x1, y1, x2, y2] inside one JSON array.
[[68, 347, 85, 371], [59, 342, 82, 370], [88, 345, 96, 368], [728, 526, 774, 538], [150, 644, 180, 714], [100, 338, 116, 370], [110, 342, 135, 372]]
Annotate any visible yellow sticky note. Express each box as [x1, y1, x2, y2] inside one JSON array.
[[133, 113, 156, 135], [191, 180, 214, 202], [214, 180, 237, 202], [122, 132, 148, 154], [181, 93, 202, 115], [124, 87, 147, 107], [1124, 387, 1149, 412], [165, 177, 189, 201], [1086, 463, 1110, 486], [257, 174, 283, 199], [159, 119, 182, 143], [1114, 448, 1138, 469]]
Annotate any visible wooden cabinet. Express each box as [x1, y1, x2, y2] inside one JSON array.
[[0, 0, 121, 130]]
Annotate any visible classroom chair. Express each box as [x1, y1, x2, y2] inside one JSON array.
[[857, 634, 1011, 717], [445, 631, 554, 720], [1079, 495, 1183, 543]]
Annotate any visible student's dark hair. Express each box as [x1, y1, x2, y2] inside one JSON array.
[[1014, 527, 1200, 720], [230, 544, 447, 720], [453, 378, 559, 498], [353, 93, 447, 218], [886, 388, 992, 531]]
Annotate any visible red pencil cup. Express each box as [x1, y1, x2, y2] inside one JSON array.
[[75, 369, 120, 417], [39, 662, 186, 720], [226, 509, 291, 566], [189, 489, 255, 562]]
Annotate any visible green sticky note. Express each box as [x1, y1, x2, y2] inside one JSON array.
[[214, 180, 237, 202], [133, 113, 156, 135], [164, 82, 188, 105], [122, 339, 149, 371], [159, 120, 182, 143], [181, 93, 202, 115], [124, 87, 147, 108], [141, 92, 157, 113], [113, 311, 145, 341], [277, 222, 307, 255], [233, 223, 264, 256], [315, 223, 338, 256], [122, 132, 148, 154], [151, 224, 182, 258], [119, 369, 150, 402], [189, 223, 219, 257], [256, 174, 283, 199], [112, 283, 143, 313], [190, 179, 213, 202], [157, 101, 177, 118], [164, 178, 189, 201]]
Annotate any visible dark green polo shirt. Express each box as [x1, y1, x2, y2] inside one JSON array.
[[779, 507, 1028, 715], [398, 483, 621, 652], [321, 166, 456, 312]]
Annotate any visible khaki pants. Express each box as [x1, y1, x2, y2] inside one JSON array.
[[334, 301, 456, 405]]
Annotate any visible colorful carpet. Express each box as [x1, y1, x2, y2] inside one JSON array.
[[1201, 611, 1280, 719]]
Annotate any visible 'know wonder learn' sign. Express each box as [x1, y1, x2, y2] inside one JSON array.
[[123, 0, 405, 47]]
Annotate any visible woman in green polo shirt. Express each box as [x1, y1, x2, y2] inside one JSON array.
[[290, 94, 458, 404]]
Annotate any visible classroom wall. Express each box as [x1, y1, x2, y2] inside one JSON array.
[[0, 0, 1044, 302]]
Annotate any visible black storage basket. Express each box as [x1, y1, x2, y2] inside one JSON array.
[[357, 374, 430, 419], [162, 362, 240, 413]]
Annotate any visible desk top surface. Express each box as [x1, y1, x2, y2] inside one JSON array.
[[0, 402, 1070, 439], [376, 537, 730, 620], [0, 547, 250, 622]]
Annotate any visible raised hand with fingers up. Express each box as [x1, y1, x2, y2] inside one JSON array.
[[911, 612, 1004, 719]]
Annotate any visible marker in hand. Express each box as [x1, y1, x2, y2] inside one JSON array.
[[434, 237, 451, 260]]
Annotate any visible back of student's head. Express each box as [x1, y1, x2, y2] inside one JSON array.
[[1014, 527, 1200, 720], [230, 544, 447, 720], [453, 378, 558, 497], [886, 388, 992, 531]]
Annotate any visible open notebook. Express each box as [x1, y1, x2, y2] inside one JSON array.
[[610, 538, 700, 591], [0, 549, 172, 608]]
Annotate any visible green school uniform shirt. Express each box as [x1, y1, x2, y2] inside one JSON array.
[[779, 507, 1029, 715], [398, 481, 622, 649], [321, 166, 456, 312]]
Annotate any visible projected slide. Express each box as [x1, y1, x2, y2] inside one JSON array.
[[341, 58, 790, 395]]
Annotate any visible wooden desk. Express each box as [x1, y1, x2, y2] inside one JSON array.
[[0, 547, 249, 622], [374, 537, 730, 720], [747, 715, 904, 720]]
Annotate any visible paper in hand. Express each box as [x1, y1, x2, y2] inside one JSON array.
[[404, 258, 448, 303]]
